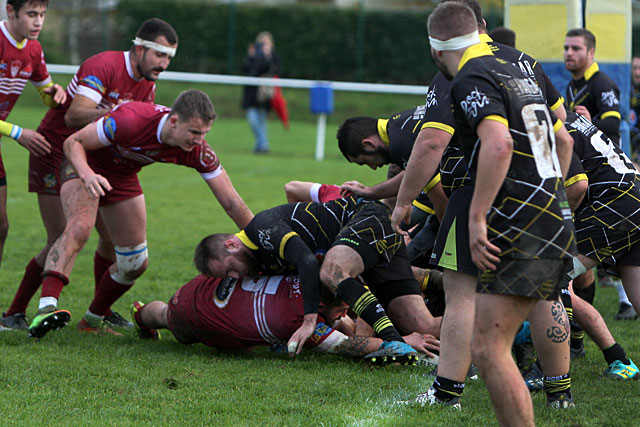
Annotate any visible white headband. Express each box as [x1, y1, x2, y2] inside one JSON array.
[[132, 37, 177, 57], [429, 30, 480, 51]]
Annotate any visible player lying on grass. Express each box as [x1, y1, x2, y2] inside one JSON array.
[[130, 274, 439, 362], [195, 195, 442, 365]]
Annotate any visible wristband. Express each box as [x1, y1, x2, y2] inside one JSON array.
[[10, 124, 22, 140]]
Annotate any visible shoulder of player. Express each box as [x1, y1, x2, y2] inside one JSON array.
[[590, 70, 620, 92]]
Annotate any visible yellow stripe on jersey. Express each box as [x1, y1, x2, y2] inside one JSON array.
[[484, 114, 509, 128], [412, 199, 435, 215], [550, 97, 564, 112], [564, 173, 588, 188], [377, 119, 390, 145], [458, 42, 494, 70], [423, 173, 441, 195], [421, 121, 455, 135], [235, 230, 258, 250], [601, 111, 621, 120], [279, 231, 299, 259], [553, 118, 563, 132]]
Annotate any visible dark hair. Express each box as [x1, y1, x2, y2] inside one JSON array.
[[171, 90, 216, 123], [336, 116, 377, 160], [489, 26, 516, 47], [428, 2, 478, 41], [566, 28, 596, 51], [7, 0, 48, 13], [320, 286, 345, 310], [194, 234, 233, 276], [442, 0, 485, 31], [136, 18, 178, 45]]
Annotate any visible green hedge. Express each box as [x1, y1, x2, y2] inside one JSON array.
[[114, 1, 501, 85]]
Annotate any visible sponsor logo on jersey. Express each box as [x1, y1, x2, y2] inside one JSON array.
[[425, 85, 438, 108], [82, 75, 106, 94], [200, 144, 217, 168], [258, 229, 274, 250], [309, 322, 331, 344], [601, 90, 620, 107], [19, 63, 32, 79], [43, 173, 57, 190], [569, 114, 597, 135], [460, 87, 489, 119], [0, 61, 7, 71], [10, 60, 21, 78], [103, 116, 117, 140], [214, 277, 237, 308], [108, 90, 120, 101]]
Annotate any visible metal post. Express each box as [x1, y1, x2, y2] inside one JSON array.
[[315, 113, 327, 161]]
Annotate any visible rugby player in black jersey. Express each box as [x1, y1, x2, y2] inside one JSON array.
[[193, 196, 441, 365], [407, 2, 577, 422], [564, 28, 621, 146]]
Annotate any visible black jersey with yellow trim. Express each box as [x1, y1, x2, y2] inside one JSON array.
[[450, 43, 575, 260], [566, 112, 640, 231], [480, 33, 563, 113], [565, 62, 621, 144], [239, 196, 359, 274], [378, 105, 428, 169]]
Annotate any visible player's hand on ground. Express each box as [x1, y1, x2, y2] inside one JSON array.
[[17, 128, 51, 156], [287, 313, 317, 357], [43, 83, 67, 105], [83, 173, 112, 199], [469, 217, 500, 271], [390, 204, 410, 236], [574, 105, 591, 122], [403, 332, 440, 358], [340, 181, 368, 197]]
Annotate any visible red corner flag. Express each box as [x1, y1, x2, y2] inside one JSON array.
[[270, 76, 289, 129]]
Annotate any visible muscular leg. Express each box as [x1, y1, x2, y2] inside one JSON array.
[[93, 213, 115, 295], [569, 283, 615, 350], [618, 265, 640, 314], [0, 185, 9, 267], [88, 195, 147, 317], [386, 294, 441, 338], [472, 293, 536, 427], [527, 299, 570, 377], [319, 245, 405, 343], [5, 194, 66, 316], [435, 269, 476, 382], [39, 179, 99, 307]]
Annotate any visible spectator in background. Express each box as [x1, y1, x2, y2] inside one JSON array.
[[241, 31, 281, 154], [488, 26, 515, 47]]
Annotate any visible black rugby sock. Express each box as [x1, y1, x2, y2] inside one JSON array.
[[574, 280, 596, 305], [335, 277, 403, 343], [432, 376, 464, 401], [543, 373, 571, 397], [603, 343, 631, 366]]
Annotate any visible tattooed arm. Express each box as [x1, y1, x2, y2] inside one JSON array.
[[330, 332, 439, 358]]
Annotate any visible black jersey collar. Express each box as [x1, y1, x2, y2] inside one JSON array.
[[458, 42, 494, 71]]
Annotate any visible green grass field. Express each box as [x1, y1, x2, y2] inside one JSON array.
[[0, 88, 638, 426]]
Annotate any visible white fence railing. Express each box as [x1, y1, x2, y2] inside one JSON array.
[[48, 64, 429, 160]]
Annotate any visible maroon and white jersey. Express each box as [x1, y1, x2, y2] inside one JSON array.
[[177, 275, 342, 351], [38, 50, 156, 143], [89, 102, 221, 179], [0, 20, 51, 121]]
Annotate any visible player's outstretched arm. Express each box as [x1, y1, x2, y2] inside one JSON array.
[[205, 170, 254, 229], [63, 122, 112, 199], [332, 332, 439, 358], [392, 127, 451, 234], [0, 120, 51, 156], [341, 171, 404, 200]]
